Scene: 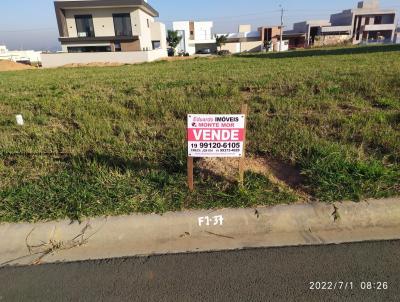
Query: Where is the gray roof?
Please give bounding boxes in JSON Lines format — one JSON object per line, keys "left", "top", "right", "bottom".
{"left": 54, "top": 0, "right": 159, "bottom": 17}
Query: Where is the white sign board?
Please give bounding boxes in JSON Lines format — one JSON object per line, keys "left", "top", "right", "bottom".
{"left": 15, "top": 114, "right": 24, "bottom": 126}
{"left": 187, "top": 114, "right": 245, "bottom": 158}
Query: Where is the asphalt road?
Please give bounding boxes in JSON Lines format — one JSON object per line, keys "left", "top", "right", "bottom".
{"left": 0, "top": 240, "right": 399, "bottom": 302}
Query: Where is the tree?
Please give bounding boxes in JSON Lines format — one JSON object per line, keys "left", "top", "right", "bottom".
{"left": 167, "top": 30, "right": 183, "bottom": 55}
{"left": 263, "top": 40, "right": 273, "bottom": 52}
{"left": 216, "top": 35, "right": 228, "bottom": 51}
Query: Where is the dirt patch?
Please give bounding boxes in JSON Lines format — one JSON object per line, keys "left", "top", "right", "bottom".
{"left": 160, "top": 55, "right": 218, "bottom": 62}
{"left": 0, "top": 61, "right": 34, "bottom": 72}
{"left": 161, "top": 56, "right": 195, "bottom": 62}
{"left": 62, "top": 62, "right": 126, "bottom": 68}
{"left": 59, "top": 56, "right": 218, "bottom": 68}
{"left": 198, "top": 156, "right": 310, "bottom": 201}
{"left": 0, "top": 103, "right": 13, "bottom": 115}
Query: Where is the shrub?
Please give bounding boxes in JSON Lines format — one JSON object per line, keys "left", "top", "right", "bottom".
{"left": 217, "top": 50, "right": 231, "bottom": 56}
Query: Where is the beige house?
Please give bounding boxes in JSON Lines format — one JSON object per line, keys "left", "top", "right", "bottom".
{"left": 258, "top": 26, "right": 284, "bottom": 51}
{"left": 218, "top": 25, "right": 287, "bottom": 53}
{"left": 217, "top": 25, "right": 263, "bottom": 54}
{"left": 320, "top": 0, "right": 397, "bottom": 45}
{"left": 42, "top": 0, "right": 167, "bottom": 67}
{"left": 291, "top": 20, "right": 332, "bottom": 47}
{"left": 285, "top": 0, "right": 398, "bottom": 47}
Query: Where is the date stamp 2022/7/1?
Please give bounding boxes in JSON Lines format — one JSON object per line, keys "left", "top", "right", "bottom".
{"left": 309, "top": 281, "right": 389, "bottom": 291}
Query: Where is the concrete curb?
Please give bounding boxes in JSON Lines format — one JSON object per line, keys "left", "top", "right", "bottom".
{"left": 1, "top": 197, "right": 399, "bottom": 266}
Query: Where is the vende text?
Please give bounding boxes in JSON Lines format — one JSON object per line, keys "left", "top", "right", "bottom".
{"left": 188, "top": 129, "right": 244, "bottom": 142}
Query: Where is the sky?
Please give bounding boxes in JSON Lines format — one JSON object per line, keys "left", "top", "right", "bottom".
{"left": 0, "top": 0, "right": 399, "bottom": 51}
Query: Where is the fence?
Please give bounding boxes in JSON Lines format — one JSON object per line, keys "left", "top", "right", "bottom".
{"left": 41, "top": 49, "right": 167, "bottom": 68}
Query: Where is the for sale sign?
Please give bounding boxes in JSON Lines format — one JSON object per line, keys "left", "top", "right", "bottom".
{"left": 187, "top": 114, "right": 246, "bottom": 158}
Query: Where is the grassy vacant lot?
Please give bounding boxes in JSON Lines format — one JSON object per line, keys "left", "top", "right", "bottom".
{"left": 1, "top": 45, "right": 399, "bottom": 222}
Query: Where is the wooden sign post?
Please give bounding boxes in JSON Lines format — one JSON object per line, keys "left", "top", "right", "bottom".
{"left": 187, "top": 106, "right": 248, "bottom": 191}
{"left": 238, "top": 104, "right": 248, "bottom": 186}
{"left": 187, "top": 156, "right": 194, "bottom": 191}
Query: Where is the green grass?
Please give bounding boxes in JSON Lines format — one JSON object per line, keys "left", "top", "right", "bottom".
{"left": 1, "top": 44, "right": 399, "bottom": 222}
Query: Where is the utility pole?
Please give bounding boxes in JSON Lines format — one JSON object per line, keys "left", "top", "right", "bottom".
{"left": 279, "top": 5, "right": 284, "bottom": 52}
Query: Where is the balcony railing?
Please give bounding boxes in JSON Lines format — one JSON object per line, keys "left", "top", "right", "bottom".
{"left": 363, "top": 24, "right": 396, "bottom": 31}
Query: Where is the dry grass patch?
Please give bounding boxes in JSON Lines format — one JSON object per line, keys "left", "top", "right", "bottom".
{"left": 62, "top": 62, "right": 127, "bottom": 68}
{"left": 0, "top": 61, "right": 34, "bottom": 72}
{"left": 198, "top": 156, "right": 310, "bottom": 202}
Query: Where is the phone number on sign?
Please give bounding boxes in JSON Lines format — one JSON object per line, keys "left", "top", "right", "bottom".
{"left": 191, "top": 143, "right": 241, "bottom": 149}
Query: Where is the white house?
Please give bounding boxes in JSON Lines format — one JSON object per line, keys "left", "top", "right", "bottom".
{"left": 172, "top": 21, "right": 216, "bottom": 55}
{"left": 0, "top": 46, "right": 42, "bottom": 64}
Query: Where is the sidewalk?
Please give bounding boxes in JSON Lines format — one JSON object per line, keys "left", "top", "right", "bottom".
{"left": 1, "top": 197, "right": 399, "bottom": 266}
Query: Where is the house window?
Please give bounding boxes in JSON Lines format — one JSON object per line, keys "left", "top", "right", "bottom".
{"left": 67, "top": 46, "right": 111, "bottom": 53}
{"left": 75, "top": 15, "right": 95, "bottom": 37}
{"left": 374, "top": 16, "right": 383, "bottom": 25}
{"left": 113, "top": 13, "right": 133, "bottom": 36}
{"left": 152, "top": 40, "right": 161, "bottom": 49}
{"left": 115, "top": 42, "right": 122, "bottom": 52}
{"left": 147, "top": 19, "right": 150, "bottom": 28}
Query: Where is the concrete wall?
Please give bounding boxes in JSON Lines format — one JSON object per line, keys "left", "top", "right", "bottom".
{"left": 314, "top": 35, "right": 352, "bottom": 46}
{"left": 42, "top": 48, "right": 167, "bottom": 68}
{"left": 220, "top": 41, "right": 262, "bottom": 54}
{"left": 220, "top": 42, "right": 240, "bottom": 54}
{"left": 240, "top": 41, "right": 262, "bottom": 52}
{"left": 273, "top": 40, "right": 289, "bottom": 52}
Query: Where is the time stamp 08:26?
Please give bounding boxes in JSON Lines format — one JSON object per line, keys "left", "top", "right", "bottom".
{"left": 309, "top": 281, "right": 389, "bottom": 291}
